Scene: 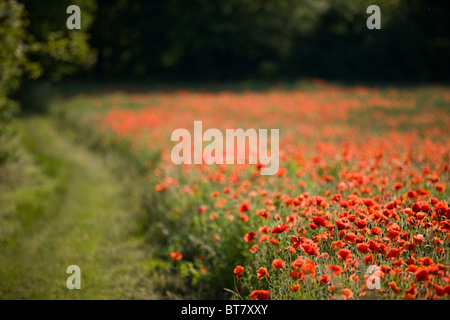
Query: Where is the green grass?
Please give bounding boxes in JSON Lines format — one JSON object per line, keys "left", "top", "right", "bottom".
{"left": 0, "top": 116, "right": 165, "bottom": 299}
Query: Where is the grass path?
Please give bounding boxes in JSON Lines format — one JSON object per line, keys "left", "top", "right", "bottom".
{"left": 0, "top": 116, "right": 158, "bottom": 299}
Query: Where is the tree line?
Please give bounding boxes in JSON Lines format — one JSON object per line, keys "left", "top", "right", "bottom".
{"left": 1, "top": 0, "right": 449, "bottom": 164}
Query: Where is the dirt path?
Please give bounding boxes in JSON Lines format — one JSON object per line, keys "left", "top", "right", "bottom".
{"left": 0, "top": 116, "right": 158, "bottom": 299}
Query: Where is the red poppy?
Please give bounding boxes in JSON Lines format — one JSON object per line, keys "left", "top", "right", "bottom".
{"left": 233, "top": 265, "right": 244, "bottom": 278}
{"left": 289, "top": 269, "right": 302, "bottom": 280}
{"left": 257, "top": 209, "right": 270, "bottom": 219}
{"left": 386, "top": 223, "right": 401, "bottom": 240}
{"left": 406, "top": 264, "right": 419, "bottom": 273}
{"left": 289, "top": 284, "right": 300, "bottom": 292}
{"left": 355, "top": 219, "right": 367, "bottom": 229}
{"left": 388, "top": 281, "right": 400, "bottom": 293}
{"left": 170, "top": 251, "right": 183, "bottom": 261}
{"left": 257, "top": 267, "right": 269, "bottom": 280}
{"left": 271, "top": 224, "right": 287, "bottom": 234}
{"left": 356, "top": 243, "right": 371, "bottom": 254}
{"left": 414, "top": 268, "right": 430, "bottom": 282}
{"left": 319, "top": 274, "right": 331, "bottom": 284}
{"left": 326, "top": 265, "right": 343, "bottom": 276}
{"left": 363, "top": 255, "right": 373, "bottom": 266}
{"left": 313, "top": 216, "right": 327, "bottom": 227}
{"left": 433, "top": 284, "right": 446, "bottom": 296}
{"left": 402, "top": 284, "right": 417, "bottom": 300}
{"left": 386, "top": 248, "right": 402, "bottom": 259}
{"left": 332, "top": 240, "right": 344, "bottom": 250}
{"left": 340, "top": 288, "right": 353, "bottom": 300}
{"left": 435, "top": 184, "right": 445, "bottom": 193}
{"left": 309, "top": 222, "right": 317, "bottom": 230}
{"left": 249, "top": 290, "right": 269, "bottom": 300}
{"left": 239, "top": 202, "right": 251, "bottom": 213}
{"left": 336, "top": 219, "right": 350, "bottom": 230}
{"left": 249, "top": 244, "right": 259, "bottom": 253}
{"left": 272, "top": 259, "right": 285, "bottom": 269}
{"left": 301, "top": 242, "right": 320, "bottom": 256}
{"left": 244, "top": 232, "right": 257, "bottom": 243}
{"left": 344, "top": 232, "right": 357, "bottom": 243}
{"left": 371, "top": 227, "right": 382, "bottom": 236}
{"left": 413, "top": 234, "right": 424, "bottom": 244}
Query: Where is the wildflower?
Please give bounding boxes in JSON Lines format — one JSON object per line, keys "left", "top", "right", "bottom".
{"left": 290, "top": 284, "right": 300, "bottom": 291}
{"left": 337, "top": 248, "right": 352, "bottom": 261}
{"left": 170, "top": 251, "right": 183, "bottom": 261}
{"left": 319, "top": 274, "right": 331, "bottom": 284}
{"left": 249, "top": 290, "right": 269, "bottom": 300}
{"left": 313, "top": 216, "right": 327, "bottom": 227}
{"left": 326, "top": 265, "right": 343, "bottom": 276}
{"left": 386, "top": 248, "right": 402, "bottom": 259}
{"left": 272, "top": 259, "right": 285, "bottom": 270}
{"left": 249, "top": 244, "right": 260, "bottom": 253}
{"left": 414, "top": 268, "right": 430, "bottom": 282}
{"left": 340, "top": 288, "right": 353, "bottom": 300}
{"left": 271, "top": 224, "right": 287, "bottom": 234}
{"left": 257, "top": 267, "right": 269, "bottom": 280}
{"left": 388, "top": 282, "right": 400, "bottom": 293}
{"left": 233, "top": 265, "right": 244, "bottom": 278}
{"left": 244, "top": 232, "right": 257, "bottom": 243}
{"left": 356, "top": 243, "right": 371, "bottom": 254}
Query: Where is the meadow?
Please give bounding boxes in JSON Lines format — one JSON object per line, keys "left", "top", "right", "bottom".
{"left": 2, "top": 79, "right": 447, "bottom": 300}
{"left": 44, "top": 79, "right": 449, "bottom": 300}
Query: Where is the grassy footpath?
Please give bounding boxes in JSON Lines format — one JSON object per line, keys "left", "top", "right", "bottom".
{"left": 0, "top": 116, "right": 160, "bottom": 299}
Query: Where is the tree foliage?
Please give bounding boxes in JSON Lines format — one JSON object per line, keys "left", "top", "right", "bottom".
{"left": 90, "top": 0, "right": 450, "bottom": 81}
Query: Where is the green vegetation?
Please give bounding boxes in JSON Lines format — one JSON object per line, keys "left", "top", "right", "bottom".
{"left": 0, "top": 116, "right": 170, "bottom": 299}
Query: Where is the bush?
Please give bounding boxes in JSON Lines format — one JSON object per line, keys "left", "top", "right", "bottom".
{"left": 0, "top": 0, "right": 40, "bottom": 165}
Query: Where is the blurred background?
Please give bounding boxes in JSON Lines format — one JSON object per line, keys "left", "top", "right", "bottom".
{"left": 3, "top": 0, "right": 450, "bottom": 84}
{"left": 2, "top": 0, "right": 449, "bottom": 166}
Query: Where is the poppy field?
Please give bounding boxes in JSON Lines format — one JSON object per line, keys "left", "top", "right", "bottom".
{"left": 56, "top": 80, "right": 450, "bottom": 300}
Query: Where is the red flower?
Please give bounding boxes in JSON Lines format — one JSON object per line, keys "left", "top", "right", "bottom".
{"left": 289, "top": 269, "right": 302, "bottom": 280}
{"left": 257, "top": 209, "right": 270, "bottom": 219}
{"left": 386, "top": 248, "right": 402, "bottom": 259}
{"left": 337, "top": 248, "right": 352, "bottom": 261}
{"left": 414, "top": 268, "right": 430, "bottom": 282}
{"left": 313, "top": 216, "right": 327, "bottom": 227}
{"left": 433, "top": 284, "right": 446, "bottom": 296}
{"left": 319, "top": 274, "right": 331, "bottom": 284}
{"left": 356, "top": 243, "right": 371, "bottom": 254}
{"left": 354, "top": 219, "right": 367, "bottom": 229}
{"left": 272, "top": 259, "right": 285, "bottom": 269}
{"left": 170, "top": 251, "right": 183, "bottom": 260}
{"left": 402, "top": 284, "right": 417, "bottom": 300}
{"left": 301, "top": 242, "right": 320, "bottom": 256}
{"left": 340, "top": 288, "right": 353, "bottom": 300}
{"left": 388, "top": 281, "right": 400, "bottom": 293}
{"left": 326, "top": 265, "right": 343, "bottom": 276}
{"left": 249, "top": 290, "right": 269, "bottom": 300}
{"left": 233, "top": 265, "right": 244, "bottom": 278}
{"left": 336, "top": 219, "right": 350, "bottom": 230}
{"left": 412, "top": 203, "right": 422, "bottom": 213}
{"left": 239, "top": 202, "right": 251, "bottom": 213}
{"left": 393, "top": 182, "right": 403, "bottom": 190}
{"left": 413, "top": 234, "right": 424, "bottom": 244}
{"left": 271, "top": 224, "right": 287, "bottom": 234}
{"left": 249, "top": 244, "right": 259, "bottom": 253}
{"left": 290, "top": 284, "right": 300, "bottom": 292}
{"left": 309, "top": 222, "right": 317, "bottom": 230}
{"left": 363, "top": 255, "right": 373, "bottom": 266}
{"left": 371, "top": 227, "right": 382, "bottom": 236}
{"left": 256, "top": 267, "right": 269, "bottom": 280}
{"left": 244, "top": 232, "right": 257, "bottom": 243}
{"left": 344, "top": 232, "right": 357, "bottom": 243}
